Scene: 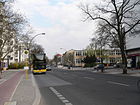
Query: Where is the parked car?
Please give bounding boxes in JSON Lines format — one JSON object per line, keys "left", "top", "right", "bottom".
{"left": 94, "top": 64, "right": 104, "bottom": 70}
{"left": 113, "top": 63, "right": 122, "bottom": 68}
{"left": 46, "top": 65, "right": 52, "bottom": 71}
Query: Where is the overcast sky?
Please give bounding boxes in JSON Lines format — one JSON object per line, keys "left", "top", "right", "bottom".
{"left": 13, "top": 0, "right": 97, "bottom": 59}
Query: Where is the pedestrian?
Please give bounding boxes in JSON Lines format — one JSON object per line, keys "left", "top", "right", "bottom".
{"left": 131, "top": 60, "right": 135, "bottom": 71}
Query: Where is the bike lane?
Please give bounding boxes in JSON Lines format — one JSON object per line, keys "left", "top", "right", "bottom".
{"left": 0, "top": 71, "right": 24, "bottom": 105}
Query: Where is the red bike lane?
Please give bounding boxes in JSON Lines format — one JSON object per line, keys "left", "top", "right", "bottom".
{"left": 0, "top": 71, "right": 24, "bottom": 105}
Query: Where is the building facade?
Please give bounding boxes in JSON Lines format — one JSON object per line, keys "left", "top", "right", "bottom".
{"left": 62, "top": 49, "right": 86, "bottom": 67}
{"left": 62, "top": 49, "right": 121, "bottom": 67}
{"left": 2, "top": 43, "right": 28, "bottom": 69}
{"left": 102, "top": 49, "right": 121, "bottom": 65}
{"left": 126, "top": 47, "right": 140, "bottom": 68}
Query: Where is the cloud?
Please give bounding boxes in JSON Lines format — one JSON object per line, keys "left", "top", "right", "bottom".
{"left": 14, "top": 0, "right": 97, "bottom": 59}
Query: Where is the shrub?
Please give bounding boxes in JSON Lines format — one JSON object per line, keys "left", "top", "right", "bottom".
{"left": 18, "top": 62, "right": 26, "bottom": 69}
{"left": 9, "top": 62, "right": 26, "bottom": 69}
{"left": 9, "top": 63, "right": 18, "bottom": 69}
{"left": 84, "top": 63, "right": 96, "bottom": 67}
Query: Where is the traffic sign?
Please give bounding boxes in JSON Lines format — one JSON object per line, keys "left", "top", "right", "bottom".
{"left": 24, "top": 50, "right": 29, "bottom": 54}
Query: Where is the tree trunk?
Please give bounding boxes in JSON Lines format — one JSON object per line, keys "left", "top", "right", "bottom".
{"left": 120, "top": 48, "right": 127, "bottom": 74}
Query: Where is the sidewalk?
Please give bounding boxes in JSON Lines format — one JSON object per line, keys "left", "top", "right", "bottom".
{"left": 90, "top": 68, "right": 140, "bottom": 77}
{"left": 0, "top": 70, "right": 40, "bottom": 105}
{"left": 60, "top": 67, "right": 140, "bottom": 77}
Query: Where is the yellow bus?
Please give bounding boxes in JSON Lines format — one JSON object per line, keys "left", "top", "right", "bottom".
{"left": 31, "top": 53, "right": 47, "bottom": 74}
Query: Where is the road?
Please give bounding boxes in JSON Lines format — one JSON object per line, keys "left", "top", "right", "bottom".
{"left": 34, "top": 68, "right": 140, "bottom": 105}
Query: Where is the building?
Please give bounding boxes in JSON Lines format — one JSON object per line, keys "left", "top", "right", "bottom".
{"left": 62, "top": 49, "right": 121, "bottom": 67}
{"left": 126, "top": 47, "right": 140, "bottom": 68}
{"left": 126, "top": 35, "right": 140, "bottom": 68}
{"left": 2, "top": 42, "right": 28, "bottom": 69}
{"left": 62, "top": 49, "right": 86, "bottom": 67}
{"left": 102, "top": 49, "right": 121, "bottom": 65}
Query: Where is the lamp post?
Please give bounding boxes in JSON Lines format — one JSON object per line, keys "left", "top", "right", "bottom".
{"left": 28, "top": 33, "right": 45, "bottom": 70}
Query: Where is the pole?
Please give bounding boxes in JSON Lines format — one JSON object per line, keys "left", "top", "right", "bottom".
{"left": 25, "top": 58, "right": 28, "bottom": 80}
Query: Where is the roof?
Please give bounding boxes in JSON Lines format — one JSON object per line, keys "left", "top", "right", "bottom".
{"left": 126, "top": 47, "right": 140, "bottom": 51}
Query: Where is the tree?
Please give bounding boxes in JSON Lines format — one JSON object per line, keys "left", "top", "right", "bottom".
{"left": 0, "top": 1, "right": 26, "bottom": 78}
{"left": 53, "top": 54, "right": 61, "bottom": 67}
{"left": 63, "top": 52, "right": 74, "bottom": 68}
{"left": 80, "top": 0, "right": 140, "bottom": 74}
{"left": 31, "top": 43, "right": 44, "bottom": 54}
{"left": 83, "top": 55, "right": 96, "bottom": 67}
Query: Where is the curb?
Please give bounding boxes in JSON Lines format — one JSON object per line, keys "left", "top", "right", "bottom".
{"left": 32, "top": 74, "right": 41, "bottom": 105}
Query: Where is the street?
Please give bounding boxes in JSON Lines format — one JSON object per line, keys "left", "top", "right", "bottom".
{"left": 34, "top": 69, "right": 140, "bottom": 105}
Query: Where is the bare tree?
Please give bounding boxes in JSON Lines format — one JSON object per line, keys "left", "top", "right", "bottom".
{"left": 80, "top": 0, "right": 140, "bottom": 74}
{"left": 63, "top": 52, "right": 74, "bottom": 68}
{"left": 53, "top": 54, "right": 61, "bottom": 67}
{"left": 31, "top": 43, "right": 44, "bottom": 54}
{"left": 0, "top": 1, "right": 26, "bottom": 78}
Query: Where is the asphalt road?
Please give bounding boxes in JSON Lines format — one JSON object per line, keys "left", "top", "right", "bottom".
{"left": 34, "top": 69, "right": 140, "bottom": 105}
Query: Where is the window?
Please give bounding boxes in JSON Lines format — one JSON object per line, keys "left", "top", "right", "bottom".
{"left": 76, "top": 51, "right": 82, "bottom": 56}
{"left": 75, "top": 59, "right": 81, "bottom": 64}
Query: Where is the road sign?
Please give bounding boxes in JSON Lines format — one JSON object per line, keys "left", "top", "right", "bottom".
{"left": 24, "top": 50, "right": 29, "bottom": 54}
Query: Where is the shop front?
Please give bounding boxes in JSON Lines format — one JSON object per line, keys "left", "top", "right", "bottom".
{"left": 127, "top": 47, "right": 140, "bottom": 68}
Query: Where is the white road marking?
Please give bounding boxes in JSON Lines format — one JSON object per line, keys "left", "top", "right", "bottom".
{"left": 62, "top": 100, "right": 69, "bottom": 103}
{"left": 59, "top": 96, "right": 66, "bottom": 100}
{"left": 107, "top": 81, "right": 130, "bottom": 87}
{"left": 4, "top": 101, "right": 16, "bottom": 105}
{"left": 49, "top": 87, "right": 73, "bottom": 105}
{"left": 57, "top": 94, "right": 63, "bottom": 97}
{"left": 84, "top": 77, "right": 95, "bottom": 80}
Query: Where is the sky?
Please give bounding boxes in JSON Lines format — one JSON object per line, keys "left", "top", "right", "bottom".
{"left": 13, "top": 0, "right": 140, "bottom": 59}
{"left": 13, "top": 0, "right": 97, "bottom": 59}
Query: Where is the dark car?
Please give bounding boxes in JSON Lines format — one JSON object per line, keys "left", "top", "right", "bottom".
{"left": 94, "top": 64, "right": 104, "bottom": 70}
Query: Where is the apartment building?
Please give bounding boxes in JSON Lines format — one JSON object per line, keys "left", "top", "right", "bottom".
{"left": 2, "top": 43, "right": 28, "bottom": 68}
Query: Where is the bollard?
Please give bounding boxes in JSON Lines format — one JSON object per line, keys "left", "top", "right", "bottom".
{"left": 26, "top": 69, "right": 28, "bottom": 80}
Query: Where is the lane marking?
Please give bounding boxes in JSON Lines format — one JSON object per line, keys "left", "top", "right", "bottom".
{"left": 59, "top": 96, "right": 66, "bottom": 100}
{"left": 62, "top": 100, "right": 69, "bottom": 103}
{"left": 57, "top": 94, "right": 63, "bottom": 97}
{"left": 107, "top": 81, "right": 130, "bottom": 87}
{"left": 84, "top": 77, "right": 95, "bottom": 80}
{"left": 4, "top": 101, "right": 16, "bottom": 105}
{"left": 49, "top": 87, "right": 73, "bottom": 105}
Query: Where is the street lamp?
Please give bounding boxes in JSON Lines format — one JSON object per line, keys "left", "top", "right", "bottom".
{"left": 28, "top": 33, "right": 45, "bottom": 70}
{"left": 30, "top": 33, "right": 45, "bottom": 44}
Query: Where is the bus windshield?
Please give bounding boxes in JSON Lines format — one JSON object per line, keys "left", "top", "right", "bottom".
{"left": 35, "top": 54, "right": 44, "bottom": 60}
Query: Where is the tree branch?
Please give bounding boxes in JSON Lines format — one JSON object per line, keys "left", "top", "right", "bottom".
{"left": 123, "top": 0, "right": 140, "bottom": 14}
{"left": 125, "top": 20, "right": 140, "bottom": 34}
